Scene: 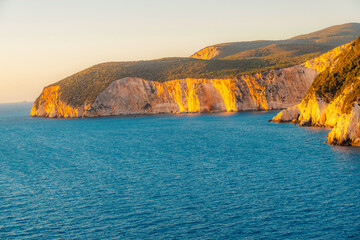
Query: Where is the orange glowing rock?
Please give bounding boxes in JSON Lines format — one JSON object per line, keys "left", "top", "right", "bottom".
{"left": 31, "top": 86, "right": 79, "bottom": 118}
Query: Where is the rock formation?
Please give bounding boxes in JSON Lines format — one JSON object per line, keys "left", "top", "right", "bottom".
{"left": 270, "top": 38, "right": 360, "bottom": 146}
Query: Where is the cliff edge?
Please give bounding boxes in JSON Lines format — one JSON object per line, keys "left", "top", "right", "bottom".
{"left": 270, "top": 37, "right": 360, "bottom": 146}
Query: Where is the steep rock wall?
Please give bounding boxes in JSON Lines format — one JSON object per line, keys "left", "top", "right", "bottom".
{"left": 31, "top": 65, "right": 317, "bottom": 118}
{"left": 30, "top": 86, "right": 82, "bottom": 118}
{"left": 271, "top": 81, "right": 360, "bottom": 146}
{"left": 270, "top": 40, "right": 360, "bottom": 146}
{"left": 327, "top": 104, "right": 360, "bottom": 146}
{"left": 190, "top": 46, "right": 221, "bottom": 60}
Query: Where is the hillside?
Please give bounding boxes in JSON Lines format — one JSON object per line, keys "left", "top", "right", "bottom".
{"left": 289, "top": 22, "right": 360, "bottom": 46}
{"left": 191, "top": 23, "right": 360, "bottom": 60}
{"left": 31, "top": 23, "right": 357, "bottom": 118}
{"left": 222, "top": 43, "right": 332, "bottom": 64}
{"left": 190, "top": 41, "right": 276, "bottom": 60}
{"left": 32, "top": 24, "right": 359, "bottom": 109}
{"left": 271, "top": 36, "right": 360, "bottom": 145}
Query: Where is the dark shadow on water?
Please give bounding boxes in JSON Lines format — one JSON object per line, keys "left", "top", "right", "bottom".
{"left": 301, "top": 126, "right": 331, "bottom": 133}
{"left": 331, "top": 145, "right": 360, "bottom": 156}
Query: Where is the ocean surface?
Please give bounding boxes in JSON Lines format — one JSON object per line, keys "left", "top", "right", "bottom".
{"left": 1, "top": 103, "right": 360, "bottom": 239}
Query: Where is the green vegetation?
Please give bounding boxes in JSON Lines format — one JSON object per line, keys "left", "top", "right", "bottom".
{"left": 309, "top": 36, "right": 360, "bottom": 113}
{"left": 224, "top": 43, "right": 330, "bottom": 60}
{"left": 223, "top": 43, "right": 331, "bottom": 66}
{"left": 289, "top": 23, "right": 360, "bottom": 46}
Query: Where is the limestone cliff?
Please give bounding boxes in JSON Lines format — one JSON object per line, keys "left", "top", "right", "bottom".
{"left": 31, "top": 65, "right": 316, "bottom": 118}
{"left": 190, "top": 45, "right": 221, "bottom": 60}
{"left": 270, "top": 38, "right": 360, "bottom": 146}
{"left": 30, "top": 86, "right": 81, "bottom": 118}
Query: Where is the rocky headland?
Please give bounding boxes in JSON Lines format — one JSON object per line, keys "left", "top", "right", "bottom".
{"left": 270, "top": 37, "right": 360, "bottom": 146}
{"left": 31, "top": 23, "right": 359, "bottom": 121}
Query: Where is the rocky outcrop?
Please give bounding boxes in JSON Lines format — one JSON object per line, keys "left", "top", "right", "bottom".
{"left": 270, "top": 39, "right": 360, "bottom": 146}
{"left": 190, "top": 46, "right": 221, "bottom": 60}
{"left": 328, "top": 104, "right": 360, "bottom": 146}
{"left": 271, "top": 81, "right": 360, "bottom": 145}
{"left": 30, "top": 86, "right": 81, "bottom": 118}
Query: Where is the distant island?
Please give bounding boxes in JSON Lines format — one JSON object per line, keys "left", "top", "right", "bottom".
{"left": 31, "top": 23, "right": 360, "bottom": 144}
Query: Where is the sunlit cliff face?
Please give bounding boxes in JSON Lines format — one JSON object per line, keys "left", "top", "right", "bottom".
{"left": 190, "top": 46, "right": 220, "bottom": 60}
{"left": 240, "top": 73, "right": 269, "bottom": 110}
{"left": 271, "top": 85, "right": 360, "bottom": 146}
{"left": 153, "top": 78, "right": 235, "bottom": 113}
{"left": 30, "top": 86, "right": 79, "bottom": 118}
{"left": 302, "top": 43, "right": 350, "bottom": 73}
{"left": 160, "top": 79, "right": 202, "bottom": 113}
{"left": 270, "top": 42, "right": 360, "bottom": 146}
{"left": 211, "top": 79, "right": 237, "bottom": 112}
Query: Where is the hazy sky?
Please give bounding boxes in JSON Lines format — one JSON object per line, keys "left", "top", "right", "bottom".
{"left": 1, "top": 0, "right": 359, "bottom": 103}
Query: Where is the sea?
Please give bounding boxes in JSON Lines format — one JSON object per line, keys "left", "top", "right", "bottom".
{"left": 1, "top": 102, "right": 360, "bottom": 239}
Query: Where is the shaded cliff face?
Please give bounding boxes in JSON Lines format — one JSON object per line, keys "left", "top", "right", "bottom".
{"left": 270, "top": 38, "right": 360, "bottom": 146}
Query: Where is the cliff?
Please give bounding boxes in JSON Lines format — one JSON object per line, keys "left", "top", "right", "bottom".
{"left": 32, "top": 63, "right": 321, "bottom": 118}
{"left": 270, "top": 37, "right": 360, "bottom": 146}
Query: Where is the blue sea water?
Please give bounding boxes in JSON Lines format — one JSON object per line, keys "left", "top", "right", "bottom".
{"left": 1, "top": 103, "right": 360, "bottom": 239}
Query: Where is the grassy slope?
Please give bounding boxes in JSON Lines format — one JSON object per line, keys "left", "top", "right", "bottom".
{"left": 223, "top": 43, "right": 332, "bottom": 65}
{"left": 289, "top": 22, "right": 360, "bottom": 46}
{"left": 306, "top": 36, "right": 360, "bottom": 113}
{"left": 191, "top": 23, "right": 360, "bottom": 60}
{"left": 190, "top": 40, "right": 277, "bottom": 60}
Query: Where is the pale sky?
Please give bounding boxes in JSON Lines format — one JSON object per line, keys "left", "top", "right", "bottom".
{"left": 1, "top": 0, "right": 359, "bottom": 103}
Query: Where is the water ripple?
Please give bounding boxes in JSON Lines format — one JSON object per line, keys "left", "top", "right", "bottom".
{"left": 0, "top": 104, "right": 360, "bottom": 239}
